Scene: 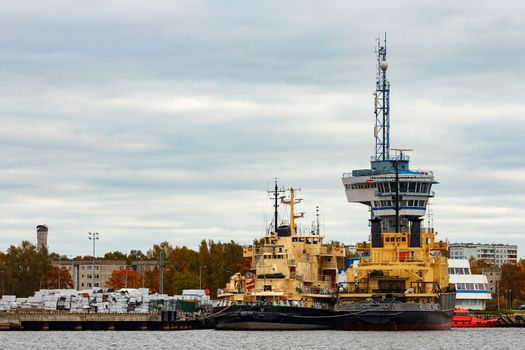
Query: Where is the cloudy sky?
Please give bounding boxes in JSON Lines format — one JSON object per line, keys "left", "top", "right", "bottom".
{"left": 0, "top": 1, "right": 524, "bottom": 257}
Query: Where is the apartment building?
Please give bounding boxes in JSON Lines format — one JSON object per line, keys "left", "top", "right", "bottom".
{"left": 449, "top": 243, "right": 518, "bottom": 266}
{"left": 53, "top": 260, "right": 127, "bottom": 290}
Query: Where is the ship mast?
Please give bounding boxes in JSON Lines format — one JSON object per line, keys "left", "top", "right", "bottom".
{"left": 374, "top": 33, "right": 390, "bottom": 161}
{"left": 316, "top": 206, "right": 320, "bottom": 235}
{"left": 281, "top": 188, "right": 304, "bottom": 235}
{"left": 268, "top": 179, "right": 284, "bottom": 233}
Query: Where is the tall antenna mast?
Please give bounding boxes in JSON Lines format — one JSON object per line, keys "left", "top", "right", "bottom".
{"left": 268, "top": 178, "right": 285, "bottom": 232}
{"left": 373, "top": 33, "right": 390, "bottom": 161}
{"left": 316, "top": 206, "right": 320, "bottom": 235}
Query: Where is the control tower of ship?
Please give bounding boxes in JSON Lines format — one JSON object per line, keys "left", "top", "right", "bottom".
{"left": 341, "top": 35, "right": 436, "bottom": 235}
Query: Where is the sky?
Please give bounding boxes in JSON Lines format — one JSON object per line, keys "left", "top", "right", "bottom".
{"left": 0, "top": 1, "right": 524, "bottom": 258}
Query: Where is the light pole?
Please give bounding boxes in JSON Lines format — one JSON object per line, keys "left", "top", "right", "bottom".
{"left": 58, "top": 256, "right": 61, "bottom": 289}
{"left": 199, "top": 265, "right": 207, "bottom": 290}
{"left": 125, "top": 265, "right": 134, "bottom": 289}
{"left": 88, "top": 232, "right": 99, "bottom": 289}
{"left": 159, "top": 249, "right": 164, "bottom": 294}
{"left": 496, "top": 279, "right": 499, "bottom": 310}
{"left": 509, "top": 288, "right": 512, "bottom": 310}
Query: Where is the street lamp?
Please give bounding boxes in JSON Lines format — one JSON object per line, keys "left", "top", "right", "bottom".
{"left": 124, "top": 265, "right": 135, "bottom": 289}
{"left": 496, "top": 279, "right": 500, "bottom": 310}
{"left": 509, "top": 288, "right": 512, "bottom": 310}
{"left": 199, "top": 265, "right": 207, "bottom": 290}
{"left": 58, "top": 256, "right": 61, "bottom": 289}
{"left": 159, "top": 249, "right": 165, "bottom": 294}
{"left": 88, "top": 232, "right": 99, "bottom": 289}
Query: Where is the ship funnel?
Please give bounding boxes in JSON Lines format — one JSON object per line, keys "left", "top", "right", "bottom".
{"left": 370, "top": 218, "right": 383, "bottom": 248}
{"left": 409, "top": 218, "right": 422, "bottom": 247}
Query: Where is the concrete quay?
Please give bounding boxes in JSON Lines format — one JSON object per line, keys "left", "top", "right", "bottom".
{"left": 0, "top": 310, "right": 212, "bottom": 331}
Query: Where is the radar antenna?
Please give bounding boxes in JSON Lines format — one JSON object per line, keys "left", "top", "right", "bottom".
{"left": 268, "top": 178, "right": 285, "bottom": 233}
{"left": 373, "top": 33, "right": 390, "bottom": 161}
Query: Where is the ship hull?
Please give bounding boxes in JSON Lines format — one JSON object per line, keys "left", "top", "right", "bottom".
{"left": 213, "top": 305, "right": 335, "bottom": 330}
{"left": 333, "top": 309, "right": 453, "bottom": 331}
{"left": 213, "top": 296, "right": 455, "bottom": 331}
{"left": 333, "top": 292, "right": 456, "bottom": 331}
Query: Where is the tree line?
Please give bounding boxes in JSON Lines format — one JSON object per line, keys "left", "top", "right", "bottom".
{"left": 0, "top": 239, "right": 245, "bottom": 298}
{"left": 103, "top": 240, "right": 246, "bottom": 297}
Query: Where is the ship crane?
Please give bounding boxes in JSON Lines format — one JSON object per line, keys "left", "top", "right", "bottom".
{"left": 281, "top": 188, "right": 304, "bottom": 235}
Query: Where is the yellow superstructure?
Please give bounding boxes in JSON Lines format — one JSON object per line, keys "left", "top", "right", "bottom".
{"left": 340, "top": 229, "right": 450, "bottom": 301}
{"left": 218, "top": 187, "right": 345, "bottom": 307}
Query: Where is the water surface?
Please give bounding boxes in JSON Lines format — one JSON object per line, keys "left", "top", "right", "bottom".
{"left": 0, "top": 328, "right": 519, "bottom": 350}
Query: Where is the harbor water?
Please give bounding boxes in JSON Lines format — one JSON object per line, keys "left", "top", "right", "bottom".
{"left": 0, "top": 329, "right": 521, "bottom": 350}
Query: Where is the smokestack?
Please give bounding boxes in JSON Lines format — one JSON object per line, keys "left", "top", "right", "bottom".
{"left": 370, "top": 218, "right": 383, "bottom": 248}
{"left": 36, "top": 225, "right": 48, "bottom": 250}
{"left": 409, "top": 218, "right": 422, "bottom": 247}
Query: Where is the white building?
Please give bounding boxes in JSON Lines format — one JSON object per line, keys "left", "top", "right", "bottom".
{"left": 448, "top": 259, "right": 491, "bottom": 310}
{"left": 449, "top": 243, "right": 518, "bottom": 267}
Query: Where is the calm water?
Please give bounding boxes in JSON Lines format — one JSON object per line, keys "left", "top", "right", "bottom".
{"left": 0, "top": 329, "right": 521, "bottom": 349}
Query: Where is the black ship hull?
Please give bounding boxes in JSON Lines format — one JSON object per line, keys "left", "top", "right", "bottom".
{"left": 213, "top": 305, "right": 335, "bottom": 330}
{"left": 333, "top": 292, "right": 456, "bottom": 331}
{"left": 333, "top": 308, "right": 453, "bottom": 330}
{"left": 213, "top": 293, "right": 456, "bottom": 331}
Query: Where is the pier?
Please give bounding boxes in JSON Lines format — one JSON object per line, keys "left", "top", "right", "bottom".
{"left": 496, "top": 314, "right": 525, "bottom": 327}
{"left": 0, "top": 310, "right": 212, "bottom": 331}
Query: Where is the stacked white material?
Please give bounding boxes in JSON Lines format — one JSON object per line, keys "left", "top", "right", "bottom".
{"left": 28, "top": 291, "right": 44, "bottom": 308}
{"left": 42, "top": 293, "right": 59, "bottom": 310}
{"left": 0, "top": 295, "right": 17, "bottom": 310}
{"left": 182, "top": 289, "right": 211, "bottom": 303}
{"left": 16, "top": 298, "right": 29, "bottom": 308}
{"left": 0, "top": 288, "right": 188, "bottom": 314}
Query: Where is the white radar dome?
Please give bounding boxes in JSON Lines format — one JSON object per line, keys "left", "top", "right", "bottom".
{"left": 379, "top": 60, "right": 388, "bottom": 71}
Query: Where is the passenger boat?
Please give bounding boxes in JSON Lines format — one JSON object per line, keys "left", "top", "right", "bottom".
{"left": 213, "top": 183, "right": 345, "bottom": 330}
{"left": 451, "top": 308, "right": 497, "bottom": 328}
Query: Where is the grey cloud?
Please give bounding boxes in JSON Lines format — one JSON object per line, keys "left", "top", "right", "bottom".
{"left": 0, "top": 1, "right": 524, "bottom": 256}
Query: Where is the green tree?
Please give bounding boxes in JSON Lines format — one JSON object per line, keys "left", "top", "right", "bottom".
{"left": 104, "top": 251, "right": 128, "bottom": 262}
{"left": 128, "top": 250, "right": 146, "bottom": 263}
{"left": 143, "top": 240, "right": 244, "bottom": 297}
{"left": 0, "top": 241, "right": 50, "bottom": 297}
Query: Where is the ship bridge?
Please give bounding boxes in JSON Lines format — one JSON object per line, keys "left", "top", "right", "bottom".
{"left": 341, "top": 35, "right": 435, "bottom": 233}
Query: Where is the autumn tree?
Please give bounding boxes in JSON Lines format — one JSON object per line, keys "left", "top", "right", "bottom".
{"left": 106, "top": 269, "right": 143, "bottom": 289}
{"left": 43, "top": 266, "right": 74, "bottom": 289}
{"left": 469, "top": 257, "right": 495, "bottom": 274}
{"left": 499, "top": 260, "right": 525, "bottom": 308}
{"left": 140, "top": 240, "right": 243, "bottom": 296}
